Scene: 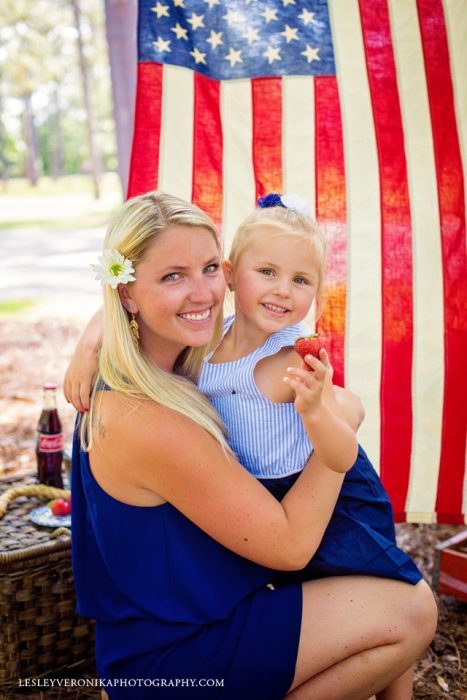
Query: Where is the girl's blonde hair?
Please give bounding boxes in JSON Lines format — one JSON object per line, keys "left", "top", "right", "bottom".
{"left": 81, "top": 191, "right": 228, "bottom": 451}
{"left": 229, "top": 205, "right": 327, "bottom": 309}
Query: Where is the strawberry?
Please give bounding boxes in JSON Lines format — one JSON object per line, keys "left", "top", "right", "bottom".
{"left": 50, "top": 498, "right": 71, "bottom": 516}
{"left": 294, "top": 334, "right": 323, "bottom": 371}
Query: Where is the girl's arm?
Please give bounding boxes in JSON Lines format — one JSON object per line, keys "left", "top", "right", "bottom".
{"left": 64, "top": 309, "right": 103, "bottom": 412}
{"left": 284, "top": 353, "right": 358, "bottom": 473}
{"left": 333, "top": 385, "right": 365, "bottom": 432}
{"left": 92, "top": 391, "right": 346, "bottom": 571}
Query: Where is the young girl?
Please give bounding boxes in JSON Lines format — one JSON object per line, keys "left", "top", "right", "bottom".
{"left": 198, "top": 193, "right": 422, "bottom": 587}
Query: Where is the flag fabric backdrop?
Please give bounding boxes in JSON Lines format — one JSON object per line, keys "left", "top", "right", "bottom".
{"left": 128, "top": 0, "right": 467, "bottom": 525}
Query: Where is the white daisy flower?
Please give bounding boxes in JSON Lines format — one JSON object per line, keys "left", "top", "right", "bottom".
{"left": 91, "top": 249, "right": 136, "bottom": 289}
{"left": 280, "top": 192, "right": 312, "bottom": 217}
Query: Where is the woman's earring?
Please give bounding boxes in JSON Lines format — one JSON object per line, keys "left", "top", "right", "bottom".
{"left": 129, "top": 313, "right": 140, "bottom": 349}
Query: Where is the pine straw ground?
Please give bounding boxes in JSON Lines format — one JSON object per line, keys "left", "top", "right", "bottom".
{"left": 0, "top": 318, "right": 465, "bottom": 699}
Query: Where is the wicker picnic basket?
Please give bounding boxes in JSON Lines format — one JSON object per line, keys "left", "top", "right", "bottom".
{"left": 0, "top": 472, "right": 95, "bottom": 689}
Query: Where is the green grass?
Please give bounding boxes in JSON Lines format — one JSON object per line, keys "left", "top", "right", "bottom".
{"left": 0, "top": 173, "right": 123, "bottom": 231}
{"left": 0, "top": 299, "right": 37, "bottom": 317}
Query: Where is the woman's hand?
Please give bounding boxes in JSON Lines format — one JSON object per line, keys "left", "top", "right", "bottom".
{"left": 64, "top": 309, "right": 103, "bottom": 412}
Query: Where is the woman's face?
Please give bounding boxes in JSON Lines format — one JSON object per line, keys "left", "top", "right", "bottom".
{"left": 120, "top": 225, "right": 225, "bottom": 370}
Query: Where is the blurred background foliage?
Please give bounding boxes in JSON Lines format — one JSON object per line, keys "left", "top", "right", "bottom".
{"left": 0, "top": 0, "right": 136, "bottom": 198}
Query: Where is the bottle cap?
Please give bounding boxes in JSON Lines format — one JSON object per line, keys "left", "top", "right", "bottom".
{"left": 43, "top": 382, "right": 58, "bottom": 391}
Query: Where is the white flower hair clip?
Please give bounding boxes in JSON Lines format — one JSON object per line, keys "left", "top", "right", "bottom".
{"left": 91, "top": 249, "right": 136, "bottom": 289}
{"left": 258, "top": 192, "right": 312, "bottom": 217}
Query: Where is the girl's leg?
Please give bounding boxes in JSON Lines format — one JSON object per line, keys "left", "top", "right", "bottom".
{"left": 375, "top": 666, "right": 414, "bottom": 700}
{"left": 286, "top": 577, "right": 436, "bottom": 700}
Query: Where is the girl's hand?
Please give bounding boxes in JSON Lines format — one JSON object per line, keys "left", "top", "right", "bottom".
{"left": 283, "top": 353, "right": 329, "bottom": 416}
{"left": 63, "top": 310, "right": 103, "bottom": 412}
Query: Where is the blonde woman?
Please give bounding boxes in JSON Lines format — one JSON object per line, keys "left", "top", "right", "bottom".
{"left": 69, "top": 191, "right": 436, "bottom": 699}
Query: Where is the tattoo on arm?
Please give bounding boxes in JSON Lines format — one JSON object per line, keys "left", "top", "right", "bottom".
{"left": 93, "top": 414, "right": 107, "bottom": 439}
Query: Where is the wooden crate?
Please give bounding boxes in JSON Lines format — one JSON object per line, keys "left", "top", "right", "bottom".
{"left": 433, "top": 530, "right": 467, "bottom": 602}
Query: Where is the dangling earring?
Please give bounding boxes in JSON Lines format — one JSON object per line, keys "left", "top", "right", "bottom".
{"left": 129, "top": 313, "right": 140, "bottom": 349}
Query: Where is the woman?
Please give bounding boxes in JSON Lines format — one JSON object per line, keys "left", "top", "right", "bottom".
{"left": 67, "top": 191, "right": 436, "bottom": 699}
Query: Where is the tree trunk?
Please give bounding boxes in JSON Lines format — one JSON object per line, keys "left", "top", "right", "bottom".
{"left": 51, "top": 83, "right": 65, "bottom": 179}
{"left": 23, "top": 93, "right": 40, "bottom": 186}
{"left": 70, "top": 0, "right": 102, "bottom": 198}
{"left": 0, "top": 91, "right": 9, "bottom": 189}
{"left": 104, "top": 0, "right": 137, "bottom": 197}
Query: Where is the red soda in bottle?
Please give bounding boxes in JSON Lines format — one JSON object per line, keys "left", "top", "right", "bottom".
{"left": 36, "top": 382, "right": 64, "bottom": 488}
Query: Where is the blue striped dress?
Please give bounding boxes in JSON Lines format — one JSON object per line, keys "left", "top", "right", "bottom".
{"left": 199, "top": 316, "right": 312, "bottom": 479}
{"left": 199, "top": 315, "right": 423, "bottom": 585}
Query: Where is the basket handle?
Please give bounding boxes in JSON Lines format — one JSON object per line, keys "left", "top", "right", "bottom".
{"left": 0, "top": 484, "right": 71, "bottom": 519}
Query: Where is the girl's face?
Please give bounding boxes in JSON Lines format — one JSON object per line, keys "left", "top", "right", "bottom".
{"left": 225, "top": 227, "right": 320, "bottom": 338}
{"left": 119, "top": 225, "right": 225, "bottom": 370}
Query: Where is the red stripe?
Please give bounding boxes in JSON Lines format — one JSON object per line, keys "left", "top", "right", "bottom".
{"left": 417, "top": 0, "right": 467, "bottom": 524}
{"left": 359, "top": 0, "right": 414, "bottom": 521}
{"left": 127, "top": 62, "right": 163, "bottom": 199}
{"left": 315, "top": 76, "right": 347, "bottom": 388}
{"left": 251, "top": 78, "right": 282, "bottom": 199}
{"left": 192, "top": 73, "right": 223, "bottom": 226}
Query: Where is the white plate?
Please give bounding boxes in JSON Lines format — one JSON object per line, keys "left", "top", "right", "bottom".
{"left": 29, "top": 504, "right": 71, "bottom": 528}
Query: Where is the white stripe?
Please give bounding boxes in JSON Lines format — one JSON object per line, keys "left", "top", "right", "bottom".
{"left": 282, "top": 76, "right": 316, "bottom": 218}
{"left": 328, "top": 0, "right": 382, "bottom": 470}
{"left": 220, "top": 80, "right": 256, "bottom": 257}
{"left": 158, "top": 65, "right": 193, "bottom": 201}
{"left": 389, "top": 0, "right": 444, "bottom": 523}
{"left": 443, "top": 0, "right": 467, "bottom": 521}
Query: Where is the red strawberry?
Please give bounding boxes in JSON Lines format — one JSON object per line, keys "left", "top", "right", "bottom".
{"left": 294, "top": 334, "right": 323, "bottom": 371}
{"left": 50, "top": 498, "right": 71, "bottom": 516}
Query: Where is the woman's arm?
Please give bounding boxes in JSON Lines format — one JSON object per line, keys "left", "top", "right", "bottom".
{"left": 91, "top": 392, "right": 345, "bottom": 571}
{"left": 64, "top": 309, "right": 103, "bottom": 412}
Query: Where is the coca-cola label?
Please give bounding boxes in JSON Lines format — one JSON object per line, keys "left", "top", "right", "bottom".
{"left": 38, "top": 433, "right": 64, "bottom": 452}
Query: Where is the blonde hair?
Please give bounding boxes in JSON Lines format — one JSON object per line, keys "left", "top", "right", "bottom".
{"left": 81, "top": 191, "right": 229, "bottom": 451}
{"left": 229, "top": 205, "right": 327, "bottom": 308}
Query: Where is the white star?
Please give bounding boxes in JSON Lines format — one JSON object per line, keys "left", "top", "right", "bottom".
{"left": 151, "top": 2, "right": 170, "bottom": 19}
{"left": 171, "top": 23, "right": 188, "bottom": 40}
{"left": 264, "top": 45, "right": 281, "bottom": 64}
{"left": 298, "top": 9, "right": 316, "bottom": 26}
{"left": 245, "top": 27, "right": 260, "bottom": 44}
{"left": 153, "top": 36, "right": 171, "bottom": 53}
{"left": 190, "top": 47, "right": 207, "bottom": 64}
{"left": 223, "top": 9, "right": 242, "bottom": 25}
{"left": 207, "top": 30, "right": 223, "bottom": 50}
{"left": 225, "top": 47, "right": 243, "bottom": 67}
{"left": 261, "top": 7, "right": 278, "bottom": 23}
{"left": 203, "top": 0, "right": 220, "bottom": 8}
{"left": 301, "top": 44, "right": 320, "bottom": 63}
{"left": 172, "top": 0, "right": 185, "bottom": 6}
{"left": 187, "top": 12, "right": 205, "bottom": 30}
{"left": 282, "top": 0, "right": 295, "bottom": 5}
{"left": 280, "top": 24, "right": 299, "bottom": 43}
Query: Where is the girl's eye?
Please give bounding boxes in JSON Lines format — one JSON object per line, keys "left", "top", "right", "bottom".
{"left": 162, "top": 272, "right": 181, "bottom": 282}
{"left": 259, "top": 268, "right": 275, "bottom": 276}
{"left": 204, "top": 263, "right": 220, "bottom": 273}
{"left": 293, "top": 276, "right": 309, "bottom": 286}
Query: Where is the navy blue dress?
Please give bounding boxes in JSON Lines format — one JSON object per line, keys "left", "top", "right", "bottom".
{"left": 260, "top": 445, "right": 422, "bottom": 585}
{"left": 71, "top": 427, "right": 302, "bottom": 699}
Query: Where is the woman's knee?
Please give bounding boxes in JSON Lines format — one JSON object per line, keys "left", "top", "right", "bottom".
{"left": 400, "top": 580, "right": 438, "bottom": 648}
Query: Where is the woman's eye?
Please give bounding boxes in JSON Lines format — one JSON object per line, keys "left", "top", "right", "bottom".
{"left": 162, "top": 272, "right": 181, "bottom": 282}
{"left": 204, "top": 263, "right": 220, "bottom": 273}
{"left": 259, "top": 268, "right": 274, "bottom": 276}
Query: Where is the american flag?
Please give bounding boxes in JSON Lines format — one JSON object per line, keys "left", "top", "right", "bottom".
{"left": 128, "top": 0, "right": 467, "bottom": 525}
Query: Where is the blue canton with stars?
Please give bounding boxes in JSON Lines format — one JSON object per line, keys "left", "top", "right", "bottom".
{"left": 138, "top": 0, "right": 335, "bottom": 80}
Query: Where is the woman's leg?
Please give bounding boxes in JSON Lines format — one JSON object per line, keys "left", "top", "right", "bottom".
{"left": 287, "top": 577, "right": 436, "bottom": 700}
{"left": 375, "top": 666, "right": 414, "bottom": 700}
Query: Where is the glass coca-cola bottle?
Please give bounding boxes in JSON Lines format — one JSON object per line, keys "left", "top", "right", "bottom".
{"left": 36, "top": 382, "right": 64, "bottom": 488}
